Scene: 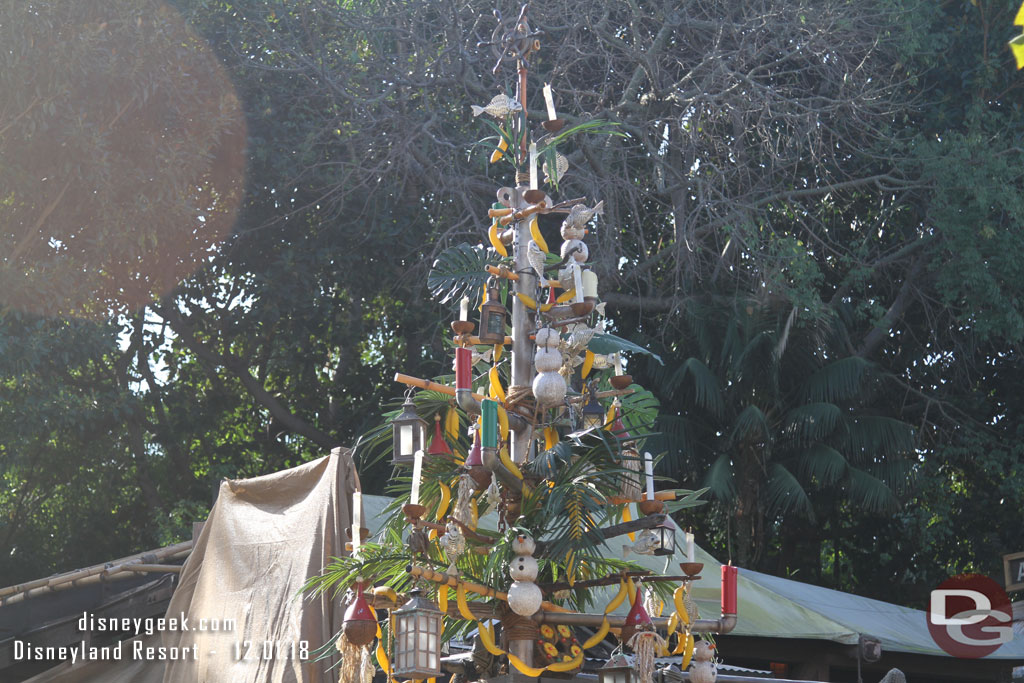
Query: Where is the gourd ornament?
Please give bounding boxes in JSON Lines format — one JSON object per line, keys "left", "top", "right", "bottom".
{"left": 532, "top": 328, "right": 566, "bottom": 407}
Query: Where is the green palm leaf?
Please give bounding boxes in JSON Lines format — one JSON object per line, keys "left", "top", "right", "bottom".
{"left": 784, "top": 402, "right": 841, "bottom": 442}
{"left": 843, "top": 415, "right": 915, "bottom": 461}
{"left": 426, "top": 242, "right": 493, "bottom": 304}
{"left": 704, "top": 452, "right": 736, "bottom": 500}
{"left": 803, "top": 356, "right": 873, "bottom": 403}
{"left": 731, "top": 403, "right": 770, "bottom": 445}
{"left": 847, "top": 466, "right": 899, "bottom": 512}
{"left": 793, "top": 443, "right": 848, "bottom": 486}
{"left": 765, "top": 463, "right": 813, "bottom": 517}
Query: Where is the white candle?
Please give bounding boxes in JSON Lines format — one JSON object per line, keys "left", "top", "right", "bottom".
{"left": 686, "top": 531, "right": 695, "bottom": 563}
{"left": 411, "top": 449, "right": 424, "bottom": 505}
{"left": 460, "top": 296, "right": 469, "bottom": 322}
{"left": 529, "top": 142, "right": 538, "bottom": 190}
{"left": 352, "top": 491, "right": 362, "bottom": 557}
{"left": 572, "top": 264, "right": 583, "bottom": 303}
{"left": 582, "top": 270, "right": 598, "bottom": 298}
{"left": 644, "top": 451, "right": 654, "bottom": 500}
{"left": 543, "top": 83, "right": 557, "bottom": 121}
{"left": 614, "top": 353, "right": 624, "bottom": 376}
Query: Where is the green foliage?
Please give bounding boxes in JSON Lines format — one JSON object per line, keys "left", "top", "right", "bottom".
{"left": 427, "top": 244, "right": 495, "bottom": 305}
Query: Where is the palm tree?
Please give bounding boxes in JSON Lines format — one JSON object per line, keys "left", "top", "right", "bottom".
{"left": 644, "top": 296, "right": 915, "bottom": 569}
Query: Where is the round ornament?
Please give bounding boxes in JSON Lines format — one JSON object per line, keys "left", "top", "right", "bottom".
{"left": 508, "top": 580, "right": 543, "bottom": 616}
{"left": 560, "top": 223, "right": 585, "bottom": 241}
{"left": 509, "top": 554, "right": 539, "bottom": 581}
{"left": 535, "top": 327, "right": 560, "bottom": 349}
{"left": 532, "top": 371, "right": 567, "bottom": 407}
{"left": 534, "top": 347, "right": 562, "bottom": 373}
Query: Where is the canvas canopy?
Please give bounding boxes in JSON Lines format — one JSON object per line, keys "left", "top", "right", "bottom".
{"left": 24, "top": 461, "right": 1024, "bottom": 682}
{"left": 26, "top": 448, "right": 361, "bottom": 683}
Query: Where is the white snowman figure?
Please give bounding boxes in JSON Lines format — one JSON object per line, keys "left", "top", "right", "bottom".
{"left": 507, "top": 533, "right": 543, "bottom": 616}
{"left": 688, "top": 640, "right": 717, "bottom": 683}
{"left": 532, "top": 328, "right": 566, "bottom": 408}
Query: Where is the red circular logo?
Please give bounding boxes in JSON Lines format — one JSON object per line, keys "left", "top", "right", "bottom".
{"left": 927, "top": 573, "right": 1012, "bottom": 658}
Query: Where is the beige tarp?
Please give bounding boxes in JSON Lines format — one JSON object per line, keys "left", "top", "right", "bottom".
{"left": 26, "top": 447, "right": 359, "bottom": 683}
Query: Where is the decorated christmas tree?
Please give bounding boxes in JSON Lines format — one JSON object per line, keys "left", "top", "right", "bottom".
{"left": 310, "top": 8, "right": 739, "bottom": 683}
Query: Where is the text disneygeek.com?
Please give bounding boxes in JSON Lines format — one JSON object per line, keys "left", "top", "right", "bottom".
{"left": 12, "top": 612, "right": 310, "bottom": 664}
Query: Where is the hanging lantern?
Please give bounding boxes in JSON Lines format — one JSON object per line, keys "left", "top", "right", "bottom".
{"left": 581, "top": 385, "right": 605, "bottom": 431}
{"left": 342, "top": 582, "right": 377, "bottom": 646}
{"left": 478, "top": 280, "right": 507, "bottom": 345}
{"left": 392, "top": 587, "right": 443, "bottom": 679}
{"left": 652, "top": 518, "right": 676, "bottom": 557}
{"left": 598, "top": 653, "right": 634, "bottom": 683}
{"left": 428, "top": 414, "right": 452, "bottom": 456}
{"left": 392, "top": 393, "right": 427, "bottom": 467}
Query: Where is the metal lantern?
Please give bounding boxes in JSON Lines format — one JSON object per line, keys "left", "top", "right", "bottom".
{"left": 392, "top": 393, "right": 427, "bottom": 466}
{"left": 581, "top": 386, "right": 604, "bottom": 431}
{"left": 652, "top": 518, "right": 676, "bottom": 557}
{"left": 598, "top": 653, "right": 634, "bottom": 683}
{"left": 392, "top": 587, "right": 443, "bottom": 679}
{"left": 478, "top": 281, "right": 507, "bottom": 344}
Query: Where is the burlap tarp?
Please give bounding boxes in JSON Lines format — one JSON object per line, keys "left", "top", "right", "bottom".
{"left": 26, "top": 447, "right": 358, "bottom": 683}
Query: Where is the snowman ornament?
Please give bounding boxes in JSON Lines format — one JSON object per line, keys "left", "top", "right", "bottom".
{"left": 507, "top": 533, "right": 543, "bottom": 616}
{"left": 688, "top": 640, "right": 718, "bottom": 683}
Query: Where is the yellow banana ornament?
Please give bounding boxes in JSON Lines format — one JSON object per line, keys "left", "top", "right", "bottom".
{"left": 488, "top": 220, "right": 508, "bottom": 257}
{"left": 436, "top": 482, "right": 451, "bottom": 521}
{"left": 529, "top": 217, "right": 549, "bottom": 253}
{"left": 581, "top": 350, "right": 595, "bottom": 379}
{"left": 490, "top": 136, "right": 508, "bottom": 164}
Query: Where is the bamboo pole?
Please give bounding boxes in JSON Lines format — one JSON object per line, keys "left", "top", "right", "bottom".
{"left": 536, "top": 611, "right": 738, "bottom": 634}
{"left": 407, "top": 564, "right": 569, "bottom": 614}
{"left": 448, "top": 336, "right": 514, "bottom": 347}
{"left": 605, "top": 490, "right": 677, "bottom": 505}
{"left": 125, "top": 564, "right": 183, "bottom": 574}
{"left": 541, "top": 573, "right": 697, "bottom": 594}
{"left": 0, "top": 540, "right": 192, "bottom": 601}
{"left": 394, "top": 373, "right": 486, "bottom": 401}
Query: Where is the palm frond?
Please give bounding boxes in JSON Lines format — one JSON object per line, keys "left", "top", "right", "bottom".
{"left": 842, "top": 415, "right": 915, "bottom": 462}
{"left": 793, "top": 443, "right": 848, "bottom": 486}
{"left": 784, "top": 402, "right": 841, "bottom": 443}
{"left": 672, "top": 357, "right": 724, "bottom": 417}
{"left": 765, "top": 463, "right": 813, "bottom": 517}
{"left": 703, "top": 452, "right": 736, "bottom": 501}
{"left": 802, "top": 356, "right": 873, "bottom": 403}
{"left": 847, "top": 466, "right": 900, "bottom": 513}
{"left": 730, "top": 403, "right": 770, "bottom": 446}
{"left": 427, "top": 243, "right": 494, "bottom": 304}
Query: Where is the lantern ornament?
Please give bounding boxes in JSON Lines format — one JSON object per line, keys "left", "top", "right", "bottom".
{"left": 392, "top": 587, "right": 443, "bottom": 679}
{"left": 478, "top": 279, "right": 507, "bottom": 344}
{"left": 581, "top": 384, "right": 605, "bottom": 431}
{"left": 651, "top": 518, "right": 676, "bottom": 557}
{"left": 392, "top": 391, "right": 427, "bottom": 466}
{"left": 598, "top": 652, "right": 634, "bottom": 683}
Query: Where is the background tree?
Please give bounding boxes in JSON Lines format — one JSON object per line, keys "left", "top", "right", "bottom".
{"left": 1, "top": 0, "right": 1023, "bottom": 609}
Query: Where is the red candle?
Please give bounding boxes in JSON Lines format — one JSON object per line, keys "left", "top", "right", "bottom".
{"left": 455, "top": 347, "right": 472, "bottom": 390}
{"left": 721, "top": 565, "right": 738, "bottom": 615}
